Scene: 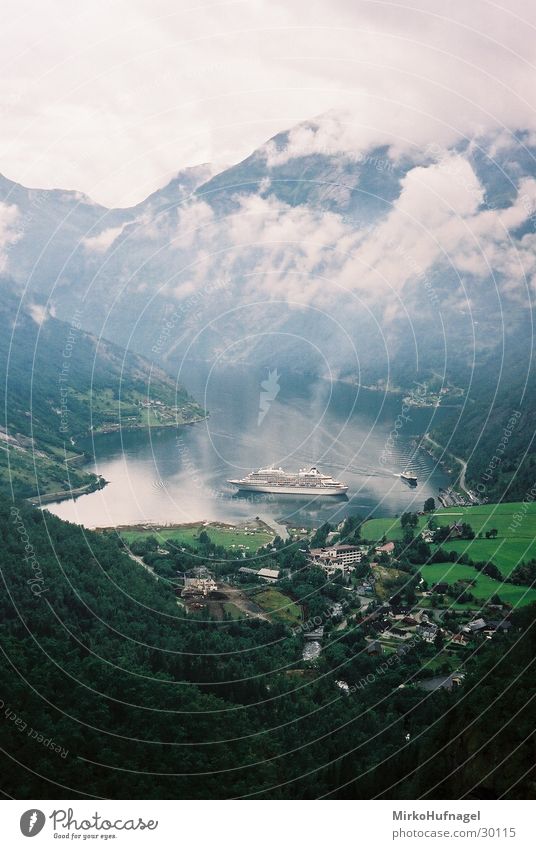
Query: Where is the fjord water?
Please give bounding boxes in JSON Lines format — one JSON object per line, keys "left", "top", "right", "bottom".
{"left": 47, "top": 364, "right": 452, "bottom": 529}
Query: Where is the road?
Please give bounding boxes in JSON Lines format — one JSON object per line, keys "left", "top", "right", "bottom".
{"left": 124, "top": 547, "right": 159, "bottom": 581}
{"left": 424, "top": 433, "right": 472, "bottom": 500}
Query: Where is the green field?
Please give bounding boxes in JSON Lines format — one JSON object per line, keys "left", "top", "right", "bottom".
{"left": 222, "top": 602, "right": 243, "bottom": 619}
{"left": 362, "top": 516, "right": 407, "bottom": 541}
{"left": 363, "top": 502, "right": 536, "bottom": 576}
{"left": 119, "top": 522, "right": 274, "bottom": 551}
{"left": 420, "top": 562, "right": 536, "bottom": 608}
{"left": 251, "top": 588, "right": 302, "bottom": 625}
{"left": 439, "top": 538, "right": 536, "bottom": 576}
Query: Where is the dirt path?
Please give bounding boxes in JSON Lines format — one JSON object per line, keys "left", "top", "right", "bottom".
{"left": 124, "top": 547, "right": 159, "bottom": 581}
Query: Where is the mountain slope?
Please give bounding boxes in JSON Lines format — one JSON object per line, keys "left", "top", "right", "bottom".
{"left": 0, "top": 287, "right": 204, "bottom": 500}
{"left": 2, "top": 113, "right": 536, "bottom": 481}
{"left": 2, "top": 492, "right": 534, "bottom": 799}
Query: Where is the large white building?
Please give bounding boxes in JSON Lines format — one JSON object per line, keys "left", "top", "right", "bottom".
{"left": 309, "top": 544, "right": 365, "bottom": 576}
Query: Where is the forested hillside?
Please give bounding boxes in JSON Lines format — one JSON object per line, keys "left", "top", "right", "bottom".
{"left": 0, "top": 288, "right": 204, "bottom": 499}
{"left": 431, "top": 329, "right": 536, "bottom": 504}
{"left": 0, "top": 493, "right": 534, "bottom": 799}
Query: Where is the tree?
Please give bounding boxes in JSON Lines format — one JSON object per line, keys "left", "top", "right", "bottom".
{"left": 423, "top": 497, "right": 436, "bottom": 513}
{"left": 460, "top": 522, "right": 475, "bottom": 540}
{"left": 401, "top": 512, "right": 419, "bottom": 531}
{"left": 310, "top": 522, "right": 332, "bottom": 547}
{"left": 509, "top": 559, "right": 536, "bottom": 587}
{"left": 481, "top": 561, "right": 503, "bottom": 581}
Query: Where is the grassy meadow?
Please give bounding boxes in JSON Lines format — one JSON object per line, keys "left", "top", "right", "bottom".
{"left": 119, "top": 522, "right": 274, "bottom": 551}
{"left": 363, "top": 502, "right": 536, "bottom": 608}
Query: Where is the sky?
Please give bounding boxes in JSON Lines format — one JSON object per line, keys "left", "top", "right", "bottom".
{"left": 1, "top": 0, "right": 536, "bottom": 207}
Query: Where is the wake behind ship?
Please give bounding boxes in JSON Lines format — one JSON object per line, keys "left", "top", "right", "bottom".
{"left": 228, "top": 466, "right": 348, "bottom": 496}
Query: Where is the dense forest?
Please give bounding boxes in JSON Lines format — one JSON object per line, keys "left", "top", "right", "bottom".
{"left": 0, "top": 493, "right": 534, "bottom": 799}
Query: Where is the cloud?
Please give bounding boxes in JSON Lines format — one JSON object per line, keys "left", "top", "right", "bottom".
{"left": 0, "top": 202, "right": 20, "bottom": 272}
{"left": 1, "top": 1, "right": 536, "bottom": 205}
{"left": 118, "top": 147, "right": 536, "bottom": 329}
{"left": 83, "top": 224, "right": 128, "bottom": 252}
{"left": 27, "top": 302, "right": 49, "bottom": 325}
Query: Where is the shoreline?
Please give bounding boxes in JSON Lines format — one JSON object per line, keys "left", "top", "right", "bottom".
{"left": 95, "top": 518, "right": 275, "bottom": 534}
{"left": 28, "top": 415, "right": 207, "bottom": 507}
{"left": 422, "top": 432, "right": 476, "bottom": 503}
{"left": 28, "top": 476, "right": 107, "bottom": 506}
{"left": 91, "top": 413, "right": 206, "bottom": 436}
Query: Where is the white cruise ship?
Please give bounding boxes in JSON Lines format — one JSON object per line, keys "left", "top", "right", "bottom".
{"left": 228, "top": 466, "right": 348, "bottom": 496}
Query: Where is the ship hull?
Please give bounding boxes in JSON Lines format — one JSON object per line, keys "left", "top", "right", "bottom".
{"left": 229, "top": 481, "right": 348, "bottom": 496}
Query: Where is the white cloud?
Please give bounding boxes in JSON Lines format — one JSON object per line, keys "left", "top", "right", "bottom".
{"left": 129, "top": 147, "right": 536, "bottom": 323}
{"left": 82, "top": 224, "right": 127, "bottom": 252}
{"left": 1, "top": 1, "right": 536, "bottom": 205}
{"left": 0, "top": 202, "right": 20, "bottom": 272}
{"left": 27, "top": 302, "right": 48, "bottom": 325}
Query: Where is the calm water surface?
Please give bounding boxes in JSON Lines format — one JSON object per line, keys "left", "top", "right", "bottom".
{"left": 46, "top": 364, "right": 452, "bottom": 529}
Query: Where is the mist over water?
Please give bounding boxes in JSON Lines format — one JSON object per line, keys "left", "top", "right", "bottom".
{"left": 47, "top": 364, "right": 452, "bottom": 529}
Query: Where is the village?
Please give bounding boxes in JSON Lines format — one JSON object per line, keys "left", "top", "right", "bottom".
{"left": 123, "top": 502, "right": 526, "bottom": 692}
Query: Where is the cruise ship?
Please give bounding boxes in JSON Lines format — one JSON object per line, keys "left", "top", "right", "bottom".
{"left": 228, "top": 466, "right": 348, "bottom": 496}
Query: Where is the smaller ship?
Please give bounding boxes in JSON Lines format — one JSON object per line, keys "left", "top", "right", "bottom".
{"left": 400, "top": 471, "right": 418, "bottom": 486}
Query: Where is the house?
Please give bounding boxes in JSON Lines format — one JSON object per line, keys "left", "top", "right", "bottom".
{"left": 258, "top": 568, "right": 280, "bottom": 583}
{"left": 182, "top": 577, "right": 217, "bottom": 597}
{"left": 309, "top": 544, "right": 364, "bottom": 576}
{"left": 389, "top": 627, "right": 411, "bottom": 640}
{"left": 367, "top": 640, "right": 383, "bottom": 656}
{"left": 402, "top": 616, "right": 418, "bottom": 627}
{"left": 238, "top": 567, "right": 280, "bottom": 582}
{"left": 463, "top": 617, "right": 487, "bottom": 634}
{"left": 422, "top": 628, "right": 439, "bottom": 643}
{"left": 432, "top": 582, "right": 449, "bottom": 594}
{"left": 304, "top": 626, "right": 324, "bottom": 641}
{"left": 417, "top": 622, "right": 438, "bottom": 642}
{"left": 450, "top": 633, "right": 469, "bottom": 647}
{"left": 187, "top": 566, "right": 213, "bottom": 579}
{"left": 375, "top": 541, "right": 395, "bottom": 555}
{"left": 238, "top": 566, "right": 258, "bottom": 576}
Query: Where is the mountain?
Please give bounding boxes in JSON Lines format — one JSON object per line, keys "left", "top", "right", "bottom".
{"left": 2, "top": 113, "right": 536, "bottom": 476}
{"left": 0, "top": 287, "right": 204, "bottom": 500}
{"left": 1, "top": 116, "right": 534, "bottom": 384}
